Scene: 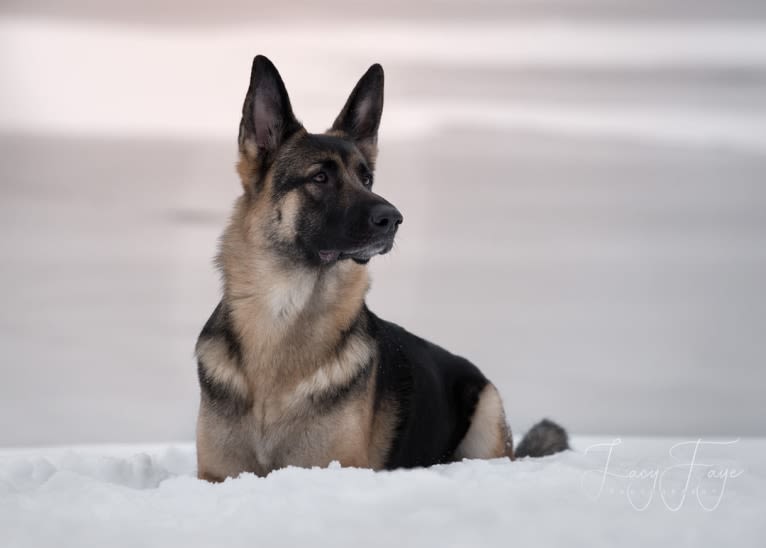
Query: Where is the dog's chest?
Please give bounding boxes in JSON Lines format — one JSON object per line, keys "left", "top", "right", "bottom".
{"left": 246, "top": 394, "right": 371, "bottom": 471}
{"left": 245, "top": 353, "right": 376, "bottom": 469}
{"left": 196, "top": 330, "right": 377, "bottom": 475}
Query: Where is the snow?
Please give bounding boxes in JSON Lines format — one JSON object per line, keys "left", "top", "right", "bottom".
{"left": 2, "top": 437, "right": 765, "bottom": 547}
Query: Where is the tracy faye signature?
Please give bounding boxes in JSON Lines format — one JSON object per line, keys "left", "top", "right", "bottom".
{"left": 581, "top": 438, "right": 743, "bottom": 511}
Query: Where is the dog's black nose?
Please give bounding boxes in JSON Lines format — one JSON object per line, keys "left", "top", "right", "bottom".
{"left": 369, "top": 204, "right": 403, "bottom": 233}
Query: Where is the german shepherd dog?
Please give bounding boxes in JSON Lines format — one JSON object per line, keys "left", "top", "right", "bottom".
{"left": 195, "top": 55, "right": 568, "bottom": 481}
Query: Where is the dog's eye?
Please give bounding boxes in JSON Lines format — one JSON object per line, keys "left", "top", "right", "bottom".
{"left": 362, "top": 174, "right": 373, "bottom": 188}
{"left": 312, "top": 172, "right": 328, "bottom": 184}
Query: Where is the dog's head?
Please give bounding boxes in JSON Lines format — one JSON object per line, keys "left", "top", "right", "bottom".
{"left": 236, "top": 55, "right": 402, "bottom": 267}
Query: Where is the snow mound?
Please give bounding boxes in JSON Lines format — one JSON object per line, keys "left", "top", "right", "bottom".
{"left": 1, "top": 437, "right": 764, "bottom": 547}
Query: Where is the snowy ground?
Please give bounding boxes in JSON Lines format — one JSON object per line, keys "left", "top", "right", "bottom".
{"left": 1, "top": 437, "right": 764, "bottom": 547}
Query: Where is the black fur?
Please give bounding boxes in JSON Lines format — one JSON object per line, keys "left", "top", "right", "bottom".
{"left": 271, "top": 134, "right": 361, "bottom": 201}
{"left": 197, "top": 360, "right": 251, "bottom": 418}
{"left": 199, "top": 302, "right": 242, "bottom": 366}
{"left": 197, "top": 56, "right": 568, "bottom": 477}
{"left": 332, "top": 63, "right": 384, "bottom": 158}
{"left": 239, "top": 55, "right": 303, "bottom": 184}
{"left": 239, "top": 56, "right": 399, "bottom": 268}
{"left": 197, "top": 302, "right": 250, "bottom": 417}
{"left": 257, "top": 128, "right": 398, "bottom": 267}
{"left": 515, "top": 419, "right": 570, "bottom": 458}
{"left": 310, "top": 357, "right": 374, "bottom": 414}
{"left": 365, "top": 307, "right": 489, "bottom": 468}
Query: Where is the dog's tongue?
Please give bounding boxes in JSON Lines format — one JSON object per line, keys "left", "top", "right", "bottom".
{"left": 319, "top": 250, "right": 340, "bottom": 263}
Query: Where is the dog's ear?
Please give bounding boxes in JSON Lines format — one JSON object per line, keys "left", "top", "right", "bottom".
{"left": 331, "top": 64, "right": 384, "bottom": 162}
{"left": 239, "top": 55, "right": 302, "bottom": 159}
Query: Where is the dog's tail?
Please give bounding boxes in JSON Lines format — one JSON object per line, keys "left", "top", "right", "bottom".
{"left": 514, "top": 419, "right": 569, "bottom": 458}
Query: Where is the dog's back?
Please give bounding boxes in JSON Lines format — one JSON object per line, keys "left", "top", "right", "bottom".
{"left": 367, "top": 308, "right": 511, "bottom": 467}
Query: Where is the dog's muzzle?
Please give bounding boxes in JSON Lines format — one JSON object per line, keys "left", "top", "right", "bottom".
{"left": 318, "top": 203, "right": 403, "bottom": 265}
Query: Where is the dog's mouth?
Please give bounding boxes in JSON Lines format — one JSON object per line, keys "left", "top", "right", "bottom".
{"left": 318, "top": 240, "right": 392, "bottom": 265}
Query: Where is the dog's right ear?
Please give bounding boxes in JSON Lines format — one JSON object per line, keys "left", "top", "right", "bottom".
{"left": 331, "top": 64, "right": 384, "bottom": 164}
{"left": 238, "top": 55, "right": 301, "bottom": 162}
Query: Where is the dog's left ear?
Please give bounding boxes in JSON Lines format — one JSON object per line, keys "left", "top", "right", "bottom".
{"left": 239, "top": 55, "right": 302, "bottom": 160}
{"left": 331, "top": 64, "right": 384, "bottom": 162}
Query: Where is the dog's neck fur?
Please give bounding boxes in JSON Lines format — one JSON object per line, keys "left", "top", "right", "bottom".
{"left": 217, "top": 194, "right": 370, "bottom": 369}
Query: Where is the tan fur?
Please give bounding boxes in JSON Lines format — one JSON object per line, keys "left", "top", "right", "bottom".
{"left": 196, "top": 408, "right": 258, "bottom": 481}
{"left": 326, "top": 395, "right": 373, "bottom": 468}
{"left": 194, "top": 338, "right": 249, "bottom": 400}
{"left": 236, "top": 138, "right": 260, "bottom": 193}
{"left": 287, "top": 332, "right": 372, "bottom": 407}
{"left": 196, "top": 59, "right": 526, "bottom": 480}
{"left": 197, "top": 154, "right": 509, "bottom": 478}
{"left": 367, "top": 395, "right": 399, "bottom": 469}
{"left": 453, "top": 384, "right": 514, "bottom": 461}
{"left": 198, "top": 143, "right": 515, "bottom": 481}
{"left": 197, "top": 151, "right": 382, "bottom": 479}
{"left": 218, "top": 193, "right": 370, "bottom": 354}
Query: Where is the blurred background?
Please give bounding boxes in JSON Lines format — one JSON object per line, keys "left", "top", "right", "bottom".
{"left": 1, "top": 1, "right": 765, "bottom": 446}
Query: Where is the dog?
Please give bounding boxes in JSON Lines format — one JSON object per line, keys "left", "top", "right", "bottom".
{"left": 195, "top": 55, "right": 568, "bottom": 481}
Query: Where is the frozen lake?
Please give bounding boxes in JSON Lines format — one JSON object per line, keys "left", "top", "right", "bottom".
{"left": 1, "top": 1, "right": 765, "bottom": 445}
